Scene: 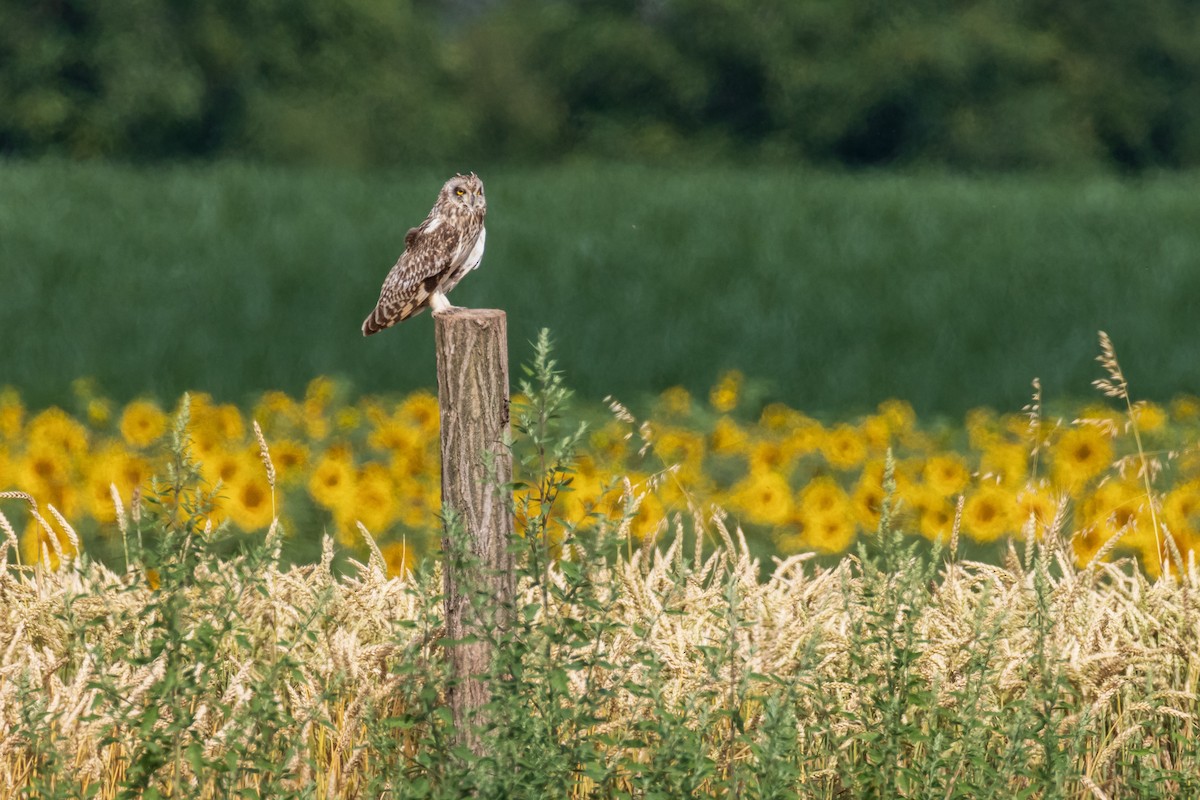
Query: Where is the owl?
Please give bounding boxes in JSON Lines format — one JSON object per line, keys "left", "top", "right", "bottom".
{"left": 361, "top": 173, "right": 487, "bottom": 336}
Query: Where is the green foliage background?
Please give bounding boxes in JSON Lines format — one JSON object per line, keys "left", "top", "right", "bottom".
{"left": 3, "top": 160, "right": 1200, "bottom": 414}
{"left": 3, "top": 0, "right": 1200, "bottom": 170}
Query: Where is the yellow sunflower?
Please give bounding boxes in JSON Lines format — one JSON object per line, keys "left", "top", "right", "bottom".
{"left": 961, "top": 484, "right": 1016, "bottom": 544}
{"left": 851, "top": 467, "right": 886, "bottom": 532}
{"left": 731, "top": 470, "right": 793, "bottom": 527}
{"left": 877, "top": 399, "right": 916, "bottom": 436}
{"left": 804, "top": 513, "right": 857, "bottom": 554}
{"left": 782, "top": 418, "right": 824, "bottom": 460}
{"left": 979, "top": 441, "right": 1028, "bottom": 488}
{"left": 1164, "top": 480, "right": 1200, "bottom": 541}
{"left": 119, "top": 400, "right": 168, "bottom": 449}
{"left": 84, "top": 445, "right": 150, "bottom": 525}
{"left": 922, "top": 454, "right": 970, "bottom": 497}
{"left": 352, "top": 463, "right": 398, "bottom": 535}
{"left": 747, "top": 440, "right": 791, "bottom": 475}
{"left": 860, "top": 415, "right": 892, "bottom": 453}
{"left": 1050, "top": 426, "right": 1113, "bottom": 494}
{"left": 653, "top": 428, "right": 706, "bottom": 471}
{"left": 709, "top": 370, "right": 743, "bottom": 413}
{"left": 1170, "top": 396, "right": 1200, "bottom": 423}
{"left": 1131, "top": 401, "right": 1167, "bottom": 434}
{"left": 710, "top": 417, "right": 748, "bottom": 455}
{"left": 1014, "top": 483, "right": 1060, "bottom": 540}
{"left": 308, "top": 445, "right": 357, "bottom": 513}
{"left": 659, "top": 386, "right": 692, "bottom": 417}
{"left": 1080, "top": 480, "right": 1153, "bottom": 553}
{"left": 26, "top": 408, "right": 89, "bottom": 464}
{"left": 268, "top": 440, "right": 309, "bottom": 485}
{"left": 798, "top": 476, "right": 852, "bottom": 524}
{"left": 898, "top": 483, "right": 951, "bottom": 542}
{"left": 398, "top": 391, "right": 441, "bottom": 439}
{"left": 628, "top": 490, "right": 666, "bottom": 541}
{"left": 820, "top": 425, "right": 866, "bottom": 471}
{"left": 226, "top": 473, "right": 275, "bottom": 532}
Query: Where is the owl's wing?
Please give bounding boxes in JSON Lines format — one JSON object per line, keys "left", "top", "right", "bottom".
{"left": 362, "top": 218, "right": 468, "bottom": 335}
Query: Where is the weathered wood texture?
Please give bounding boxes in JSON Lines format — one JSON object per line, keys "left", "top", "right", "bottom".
{"left": 433, "top": 308, "right": 515, "bottom": 754}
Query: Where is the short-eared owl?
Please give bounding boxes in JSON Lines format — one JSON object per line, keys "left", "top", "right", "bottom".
{"left": 361, "top": 173, "right": 487, "bottom": 336}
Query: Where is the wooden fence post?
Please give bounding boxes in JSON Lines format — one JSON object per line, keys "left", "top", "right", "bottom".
{"left": 434, "top": 308, "right": 515, "bottom": 754}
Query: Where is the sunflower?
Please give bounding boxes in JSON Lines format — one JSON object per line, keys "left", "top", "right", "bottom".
{"left": 84, "top": 445, "right": 150, "bottom": 525}
{"left": 979, "top": 441, "right": 1028, "bottom": 488}
{"left": 820, "top": 425, "right": 866, "bottom": 471}
{"left": 268, "top": 440, "right": 309, "bottom": 485}
{"left": 1014, "top": 483, "right": 1060, "bottom": 540}
{"left": 965, "top": 408, "right": 1000, "bottom": 450}
{"left": 851, "top": 468, "right": 886, "bottom": 532}
{"left": 352, "top": 463, "right": 397, "bottom": 535}
{"left": 226, "top": 473, "right": 274, "bottom": 532}
{"left": 653, "top": 428, "right": 706, "bottom": 471}
{"left": 922, "top": 454, "right": 970, "bottom": 497}
{"left": 335, "top": 406, "right": 362, "bottom": 432}
{"left": 877, "top": 399, "right": 916, "bottom": 435}
{"left": 805, "top": 513, "right": 856, "bottom": 554}
{"left": 398, "top": 391, "right": 440, "bottom": 439}
{"left": 627, "top": 490, "right": 666, "bottom": 542}
{"left": 1051, "top": 426, "right": 1113, "bottom": 494}
{"left": 1071, "top": 525, "right": 1105, "bottom": 568}
{"left": 584, "top": 421, "right": 626, "bottom": 463}
{"left": 119, "top": 400, "right": 168, "bottom": 449}
{"left": 1131, "top": 401, "right": 1167, "bottom": 434}
{"left": 1164, "top": 480, "right": 1200, "bottom": 541}
{"left": 709, "top": 370, "right": 742, "bottom": 413}
{"left": 710, "top": 417, "right": 748, "bottom": 455}
{"left": 898, "top": 483, "right": 951, "bottom": 542}
{"left": 782, "top": 419, "right": 824, "bottom": 460}
{"left": 659, "top": 386, "right": 692, "bottom": 417}
{"left": 308, "top": 445, "right": 357, "bottom": 513}
{"left": 369, "top": 417, "right": 424, "bottom": 458}
{"left": 1080, "top": 480, "right": 1153, "bottom": 553}
{"left": 962, "top": 484, "right": 1015, "bottom": 543}
{"left": 26, "top": 408, "right": 89, "bottom": 464}
{"left": 760, "top": 403, "right": 805, "bottom": 432}
{"left": 200, "top": 448, "right": 256, "bottom": 491}
{"left": 731, "top": 470, "right": 793, "bottom": 526}
{"left": 253, "top": 390, "right": 303, "bottom": 431}
{"left": 1170, "top": 396, "right": 1200, "bottom": 423}
{"left": 860, "top": 415, "right": 892, "bottom": 453}
{"left": 747, "top": 440, "right": 790, "bottom": 475}
{"left": 304, "top": 376, "right": 336, "bottom": 408}
{"left": 16, "top": 443, "right": 69, "bottom": 496}
{"left": 918, "top": 497, "right": 955, "bottom": 543}
{"left": 397, "top": 481, "right": 438, "bottom": 530}
{"left": 798, "top": 476, "right": 852, "bottom": 524}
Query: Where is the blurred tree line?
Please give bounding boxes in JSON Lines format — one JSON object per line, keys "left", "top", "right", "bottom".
{"left": 3, "top": 0, "right": 1199, "bottom": 170}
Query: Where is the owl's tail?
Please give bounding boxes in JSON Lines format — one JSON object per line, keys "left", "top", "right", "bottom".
{"left": 361, "top": 305, "right": 394, "bottom": 336}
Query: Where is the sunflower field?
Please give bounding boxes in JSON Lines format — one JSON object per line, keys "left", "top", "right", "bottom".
{"left": 3, "top": 353, "right": 1198, "bottom": 579}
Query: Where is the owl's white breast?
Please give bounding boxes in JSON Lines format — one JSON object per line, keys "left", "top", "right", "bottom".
{"left": 464, "top": 226, "right": 486, "bottom": 272}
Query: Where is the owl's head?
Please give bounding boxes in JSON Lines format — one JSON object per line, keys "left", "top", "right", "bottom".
{"left": 441, "top": 172, "right": 486, "bottom": 214}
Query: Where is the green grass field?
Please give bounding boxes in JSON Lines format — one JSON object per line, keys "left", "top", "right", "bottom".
{"left": 2, "top": 160, "right": 1199, "bottom": 415}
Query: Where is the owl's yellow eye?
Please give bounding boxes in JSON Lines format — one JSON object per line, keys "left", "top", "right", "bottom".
{"left": 455, "top": 188, "right": 466, "bottom": 196}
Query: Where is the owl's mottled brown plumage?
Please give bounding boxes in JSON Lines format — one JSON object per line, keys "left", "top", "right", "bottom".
{"left": 362, "top": 173, "right": 487, "bottom": 336}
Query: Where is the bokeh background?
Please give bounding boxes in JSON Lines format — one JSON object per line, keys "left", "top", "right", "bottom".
{"left": 3, "top": 0, "right": 1199, "bottom": 415}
